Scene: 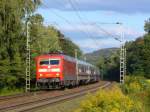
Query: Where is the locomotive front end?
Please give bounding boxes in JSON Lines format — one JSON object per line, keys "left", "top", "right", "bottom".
{"left": 36, "top": 55, "right": 63, "bottom": 89}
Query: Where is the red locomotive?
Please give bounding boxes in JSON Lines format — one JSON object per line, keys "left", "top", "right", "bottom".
{"left": 35, "top": 53, "right": 100, "bottom": 89}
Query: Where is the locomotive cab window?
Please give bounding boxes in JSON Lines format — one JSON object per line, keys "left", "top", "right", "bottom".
{"left": 40, "top": 59, "right": 60, "bottom": 66}
{"left": 50, "top": 60, "right": 59, "bottom": 65}
{"left": 40, "top": 60, "right": 49, "bottom": 65}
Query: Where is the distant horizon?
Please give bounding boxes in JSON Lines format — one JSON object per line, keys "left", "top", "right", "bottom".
{"left": 84, "top": 47, "right": 119, "bottom": 54}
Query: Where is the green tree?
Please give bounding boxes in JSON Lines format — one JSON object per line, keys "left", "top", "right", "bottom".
{"left": 144, "top": 18, "right": 150, "bottom": 34}
{"left": 97, "top": 51, "right": 120, "bottom": 81}
{"left": 0, "top": 0, "right": 83, "bottom": 91}
{"left": 0, "top": 0, "right": 41, "bottom": 89}
{"left": 126, "top": 38, "right": 145, "bottom": 76}
{"left": 125, "top": 18, "right": 150, "bottom": 78}
{"left": 143, "top": 18, "right": 150, "bottom": 78}
{"left": 143, "top": 34, "right": 150, "bottom": 78}
{"left": 59, "top": 37, "right": 82, "bottom": 58}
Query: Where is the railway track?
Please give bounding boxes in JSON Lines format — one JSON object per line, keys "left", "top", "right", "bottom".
{"left": 0, "top": 81, "right": 111, "bottom": 112}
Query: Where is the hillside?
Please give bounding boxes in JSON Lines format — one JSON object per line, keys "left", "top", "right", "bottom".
{"left": 85, "top": 48, "right": 119, "bottom": 65}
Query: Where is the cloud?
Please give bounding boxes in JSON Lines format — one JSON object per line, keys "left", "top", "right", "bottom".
{"left": 77, "top": 38, "right": 119, "bottom": 49}
{"left": 58, "top": 23, "right": 144, "bottom": 40}
{"left": 51, "top": 23, "right": 144, "bottom": 53}
{"left": 42, "top": 0, "right": 150, "bottom": 13}
{"left": 75, "top": 38, "right": 120, "bottom": 53}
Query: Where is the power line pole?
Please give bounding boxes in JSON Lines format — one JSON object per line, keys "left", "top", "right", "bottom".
{"left": 119, "top": 24, "right": 126, "bottom": 84}
{"left": 26, "top": 20, "right": 31, "bottom": 92}
{"left": 75, "top": 49, "right": 78, "bottom": 85}
{"left": 125, "top": 48, "right": 127, "bottom": 77}
{"left": 95, "top": 22, "right": 126, "bottom": 84}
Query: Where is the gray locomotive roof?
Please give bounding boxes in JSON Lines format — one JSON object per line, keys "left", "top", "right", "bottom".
{"left": 45, "top": 53, "right": 99, "bottom": 70}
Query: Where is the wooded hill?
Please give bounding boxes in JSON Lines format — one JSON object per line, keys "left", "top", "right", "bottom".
{"left": 85, "top": 48, "right": 119, "bottom": 65}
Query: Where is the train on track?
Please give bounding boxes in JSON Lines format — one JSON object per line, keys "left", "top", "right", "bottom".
{"left": 35, "top": 53, "right": 100, "bottom": 89}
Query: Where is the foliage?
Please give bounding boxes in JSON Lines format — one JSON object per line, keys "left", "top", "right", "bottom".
{"left": 124, "top": 18, "right": 150, "bottom": 78}
{"left": 75, "top": 77, "right": 150, "bottom": 112}
{"left": 29, "top": 13, "right": 82, "bottom": 58}
{"left": 75, "top": 85, "right": 142, "bottom": 112}
{"left": 85, "top": 48, "right": 119, "bottom": 65}
{"left": 125, "top": 34, "right": 150, "bottom": 78}
{"left": 96, "top": 50, "right": 120, "bottom": 81}
{"left": 0, "top": 0, "right": 41, "bottom": 90}
{"left": 59, "top": 37, "right": 82, "bottom": 58}
{"left": 144, "top": 18, "right": 150, "bottom": 34}
{"left": 121, "top": 76, "right": 150, "bottom": 111}
{"left": 0, "top": 0, "right": 82, "bottom": 92}
{"left": 121, "top": 76, "right": 150, "bottom": 94}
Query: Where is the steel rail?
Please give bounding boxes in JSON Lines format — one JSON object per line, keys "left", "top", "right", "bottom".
{"left": 21, "top": 82, "right": 111, "bottom": 112}
{"left": 0, "top": 82, "right": 111, "bottom": 112}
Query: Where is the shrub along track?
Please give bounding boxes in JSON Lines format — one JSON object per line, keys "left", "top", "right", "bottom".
{"left": 0, "top": 81, "right": 111, "bottom": 112}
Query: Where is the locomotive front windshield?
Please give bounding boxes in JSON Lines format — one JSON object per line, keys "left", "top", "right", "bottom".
{"left": 40, "top": 60, "right": 49, "bottom": 65}
{"left": 40, "top": 59, "right": 60, "bottom": 66}
{"left": 50, "top": 60, "right": 59, "bottom": 65}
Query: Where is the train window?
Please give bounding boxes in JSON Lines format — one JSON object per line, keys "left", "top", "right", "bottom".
{"left": 79, "top": 68, "right": 82, "bottom": 73}
{"left": 82, "top": 67, "right": 84, "bottom": 72}
{"left": 40, "top": 60, "right": 49, "bottom": 65}
{"left": 50, "top": 60, "right": 59, "bottom": 65}
{"left": 87, "top": 69, "right": 90, "bottom": 74}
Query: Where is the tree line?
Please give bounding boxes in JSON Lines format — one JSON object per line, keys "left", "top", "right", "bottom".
{"left": 126, "top": 18, "right": 150, "bottom": 78}
{"left": 0, "top": 0, "right": 82, "bottom": 90}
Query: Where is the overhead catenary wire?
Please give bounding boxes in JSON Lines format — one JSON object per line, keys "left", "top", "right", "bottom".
{"left": 71, "top": 0, "right": 122, "bottom": 42}
{"left": 70, "top": 0, "right": 126, "bottom": 84}
{"left": 93, "top": 23, "right": 122, "bottom": 42}
{"left": 42, "top": 1, "right": 100, "bottom": 46}
{"left": 67, "top": 0, "right": 100, "bottom": 45}
{"left": 42, "top": 3, "right": 93, "bottom": 41}
{"left": 42, "top": 1, "right": 122, "bottom": 50}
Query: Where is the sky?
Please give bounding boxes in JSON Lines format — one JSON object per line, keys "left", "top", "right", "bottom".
{"left": 37, "top": 0, "right": 150, "bottom": 53}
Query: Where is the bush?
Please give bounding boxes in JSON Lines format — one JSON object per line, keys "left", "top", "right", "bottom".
{"left": 121, "top": 76, "right": 150, "bottom": 94}
{"left": 75, "top": 86, "right": 142, "bottom": 112}
{"left": 120, "top": 76, "right": 150, "bottom": 111}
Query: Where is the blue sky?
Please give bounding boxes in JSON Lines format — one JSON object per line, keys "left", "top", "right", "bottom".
{"left": 37, "top": 0, "right": 150, "bottom": 53}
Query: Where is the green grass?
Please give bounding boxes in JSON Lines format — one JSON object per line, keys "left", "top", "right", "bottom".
{"left": 0, "top": 88, "right": 24, "bottom": 96}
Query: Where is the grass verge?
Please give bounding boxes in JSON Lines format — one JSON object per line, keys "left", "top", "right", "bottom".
{"left": 0, "top": 88, "right": 24, "bottom": 96}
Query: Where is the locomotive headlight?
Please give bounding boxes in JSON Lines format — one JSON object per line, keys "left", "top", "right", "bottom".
{"left": 39, "top": 69, "right": 47, "bottom": 72}
{"left": 56, "top": 73, "right": 60, "bottom": 76}
{"left": 51, "top": 68, "right": 60, "bottom": 72}
{"left": 40, "top": 74, "right": 43, "bottom": 77}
